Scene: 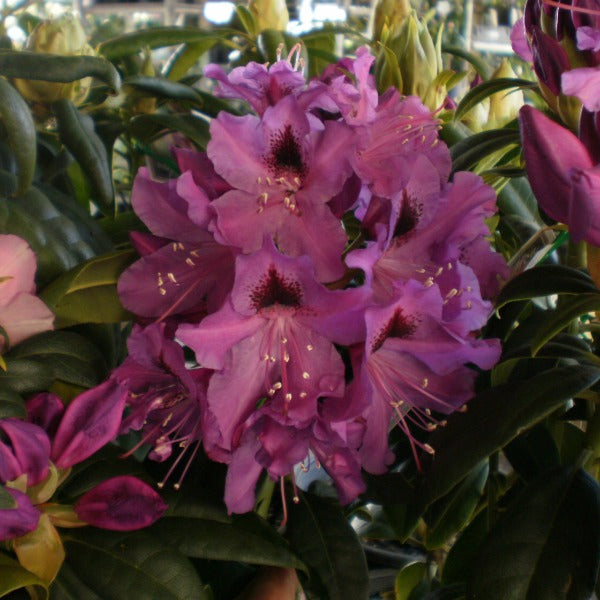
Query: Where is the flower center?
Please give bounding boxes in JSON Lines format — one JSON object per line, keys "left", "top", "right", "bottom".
{"left": 371, "top": 308, "right": 416, "bottom": 352}
{"left": 250, "top": 266, "right": 303, "bottom": 311}
{"left": 266, "top": 124, "right": 306, "bottom": 179}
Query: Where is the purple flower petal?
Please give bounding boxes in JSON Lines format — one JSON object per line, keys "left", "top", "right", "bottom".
{"left": 26, "top": 393, "right": 64, "bottom": 438}
{"left": 562, "top": 66, "right": 600, "bottom": 112}
{"left": 511, "top": 18, "right": 534, "bottom": 61}
{"left": 74, "top": 476, "right": 167, "bottom": 530}
{"left": 52, "top": 380, "right": 127, "bottom": 469}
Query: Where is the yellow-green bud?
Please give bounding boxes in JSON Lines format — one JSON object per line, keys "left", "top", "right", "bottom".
{"left": 248, "top": 0, "right": 289, "bottom": 33}
{"left": 487, "top": 59, "right": 524, "bottom": 129}
{"left": 14, "top": 13, "right": 95, "bottom": 105}
{"left": 372, "top": 0, "right": 411, "bottom": 43}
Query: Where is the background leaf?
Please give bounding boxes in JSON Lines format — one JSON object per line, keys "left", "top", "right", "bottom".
{"left": 0, "top": 552, "right": 48, "bottom": 599}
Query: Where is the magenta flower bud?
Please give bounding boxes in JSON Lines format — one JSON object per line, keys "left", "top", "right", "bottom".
{"left": 0, "top": 488, "right": 41, "bottom": 541}
{"left": 26, "top": 393, "right": 65, "bottom": 439}
{"left": 74, "top": 476, "right": 167, "bottom": 531}
{"left": 51, "top": 379, "right": 128, "bottom": 469}
{"left": 0, "top": 419, "right": 50, "bottom": 486}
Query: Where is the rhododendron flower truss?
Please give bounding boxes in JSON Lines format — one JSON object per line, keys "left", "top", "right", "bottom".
{"left": 118, "top": 168, "right": 236, "bottom": 320}
{"left": 351, "top": 281, "right": 501, "bottom": 473}
{"left": 207, "top": 95, "right": 355, "bottom": 281}
{"left": 115, "top": 323, "right": 209, "bottom": 487}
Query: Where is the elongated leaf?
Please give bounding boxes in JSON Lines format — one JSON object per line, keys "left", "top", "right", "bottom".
{"left": 51, "top": 562, "right": 102, "bottom": 600}
{"left": 417, "top": 365, "right": 600, "bottom": 506}
{"left": 496, "top": 265, "right": 598, "bottom": 308}
{"left": 0, "top": 79, "right": 35, "bottom": 196}
{"left": 286, "top": 491, "right": 369, "bottom": 600}
{"left": 40, "top": 250, "right": 135, "bottom": 328}
{"left": 124, "top": 76, "right": 204, "bottom": 105}
{"left": 441, "top": 45, "right": 491, "bottom": 79}
{"left": 0, "top": 358, "right": 55, "bottom": 394}
{"left": 128, "top": 113, "right": 210, "bottom": 148}
{"left": 235, "top": 5, "right": 257, "bottom": 37}
{"left": 496, "top": 175, "right": 544, "bottom": 231}
{"left": 52, "top": 100, "right": 113, "bottom": 211}
{"left": 424, "top": 461, "right": 489, "bottom": 549}
{"left": 0, "top": 387, "right": 26, "bottom": 418}
{"left": 450, "top": 128, "right": 520, "bottom": 173}
{"left": 0, "top": 50, "right": 120, "bottom": 93}
{"left": 163, "top": 39, "right": 218, "bottom": 81}
{"left": 62, "top": 528, "right": 208, "bottom": 600}
{"left": 531, "top": 293, "right": 600, "bottom": 355}
{"left": 503, "top": 425, "right": 560, "bottom": 482}
{"left": 8, "top": 330, "right": 108, "bottom": 388}
{"left": 0, "top": 552, "right": 48, "bottom": 599}
{"left": 98, "top": 28, "right": 227, "bottom": 61}
{"left": 454, "top": 78, "right": 538, "bottom": 122}
{"left": 0, "top": 483, "right": 16, "bottom": 509}
{"left": 375, "top": 43, "right": 402, "bottom": 95}
{"left": 395, "top": 562, "right": 426, "bottom": 600}
{"left": 151, "top": 514, "right": 305, "bottom": 571}
{"left": 469, "top": 468, "right": 600, "bottom": 600}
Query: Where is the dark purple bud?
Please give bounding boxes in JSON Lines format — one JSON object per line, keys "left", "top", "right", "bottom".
{"left": 74, "top": 476, "right": 167, "bottom": 531}
{"left": 0, "top": 419, "right": 50, "bottom": 486}
{"left": 532, "top": 26, "right": 571, "bottom": 94}
{"left": 26, "top": 393, "right": 65, "bottom": 439}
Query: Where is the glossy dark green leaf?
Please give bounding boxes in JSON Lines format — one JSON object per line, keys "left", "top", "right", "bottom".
{"left": 98, "top": 28, "right": 226, "bottom": 61}
{"left": 128, "top": 113, "right": 210, "bottom": 148}
{"left": 454, "top": 78, "right": 538, "bottom": 122}
{"left": 286, "top": 491, "right": 369, "bottom": 600}
{"left": 417, "top": 365, "right": 600, "bottom": 506}
{"left": 469, "top": 468, "right": 600, "bottom": 600}
{"left": 361, "top": 470, "right": 415, "bottom": 505}
{"left": 450, "top": 128, "right": 520, "bottom": 173}
{"left": 0, "top": 387, "right": 26, "bottom": 418}
{"left": 0, "top": 78, "right": 36, "bottom": 196}
{"left": 50, "top": 562, "right": 102, "bottom": 600}
{"left": 423, "top": 584, "right": 466, "bottom": 599}
{"left": 0, "top": 358, "right": 55, "bottom": 394}
{"left": 424, "top": 461, "right": 489, "bottom": 549}
{"left": 496, "top": 265, "right": 598, "bottom": 309}
{"left": 124, "top": 76, "right": 204, "bottom": 105}
{"left": 62, "top": 528, "right": 208, "bottom": 600}
{"left": 0, "top": 50, "right": 120, "bottom": 93}
{"left": 442, "top": 511, "right": 488, "bottom": 584}
{"left": 7, "top": 330, "right": 107, "bottom": 388}
{"left": 496, "top": 175, "right": 544, "bottom": 232}
{"left": 40, "top": 250, "right": 135, "bottom": 328}
{"left": 531, "top": 293, "right": 600, "bottom": 355}
{"left": 0, "top": 552, "right": 48, "bottom": 599}
{"left": 151, "top": 513, "right": 305, "bottom": 571}
{"left": 503, "top": 425, "right": 560, "bottom": 481}
{"left": 52, "top": 100, "right": 113, "bottom": 211}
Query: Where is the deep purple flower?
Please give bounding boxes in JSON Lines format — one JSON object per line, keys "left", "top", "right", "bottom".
{"left": 74, "top": 475, "right": 167, "bottom": 531}
{"left": 116, "top": 323, "right": 208, "bottom": 479}
{"left": 177, "top": 239, "right": 367, "bottom": 454}
{"left": 207, "top": 95, "right": 355, "bottom": 281}
{"left": 520, "top": 104, "right": 600, "bottom": 244}
{"left": 118, "top": 168, "right": 236, "bottom": 319}
{"left": 0, "top": 488, "right": 41, "bottom": 540}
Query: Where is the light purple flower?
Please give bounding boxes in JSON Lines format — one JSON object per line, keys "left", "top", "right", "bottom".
{"left": 511, "top": 17, "right": 534, "bottom": 61}
{"left": 207, "top": 95, "right": 355, "bottom": 281}
{"left": 74, "top": 475, "right": 167, "bottom": 531}
{"left": 177, "top": 239, "right": 367, "bottom": 453}
{"left": 562, "top": 66, "right": 600, "bottom": 111}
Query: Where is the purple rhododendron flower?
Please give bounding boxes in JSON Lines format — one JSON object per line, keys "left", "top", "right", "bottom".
{"left": 116, "top": 323, "right": 209, "bottom": 484}
{"left": 0, "top": 488, "right": 41, "bottom": 540}
{"left": 74, "top": 475, "right": 167, "bottom": 531}
{"left": 520, "top": 105, "right": 600, "bottom": 245}
{"left": 207, "top": 95, "right": 355, "bottom": 281}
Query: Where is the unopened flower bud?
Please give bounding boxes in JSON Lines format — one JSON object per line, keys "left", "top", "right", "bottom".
{"left": 248, "top": 0, "right": 289, "bottom": 33}
{"left": 14, "top": 13, "right": 95, "bottom": 105}
{"left": 372, "top": 0, "right": 411, "bottom": 42}
{"left": 487, "top": 59, "right": 524, "bottom": 128}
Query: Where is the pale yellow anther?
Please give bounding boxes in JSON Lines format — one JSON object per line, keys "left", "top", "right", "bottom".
{"left": 167, "top": 272, "right": 177, "bottom": 283}
{"left": 299, "top": 392, "right": 307, "bottom": 398}
{"left": 424, "top": 277, "right": 434, "bottom": 287}
{"left": 302, "top": 372, "right": 310, "bottom": 380}
{"left": 178, "top": 243, "right": 185, "bottom": 250}
{"left": 281, "top": 336, "right": 288, "bottom": 344}
{"left": 422, "top": 378, "right": 428, "bottom": 389}
{"left": 306, "top": 344, "right": 313, "bottom": 351}
{"left": 159, "top": 288, "right": 166, "bottom": 295}
{"left": 284, "top": 352, "right": 290, "bottom": 363}
{"left": 424, "top": 444, "right": 435, "bottom": 455}
{"left": 186, "top": 258, "right": 196, "bottom": 267}
{"left": 285, "top": 393, "right": 292, "bottom": 402}
{"left": 273, "top": 382, "right": 282, "bottom": 390}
